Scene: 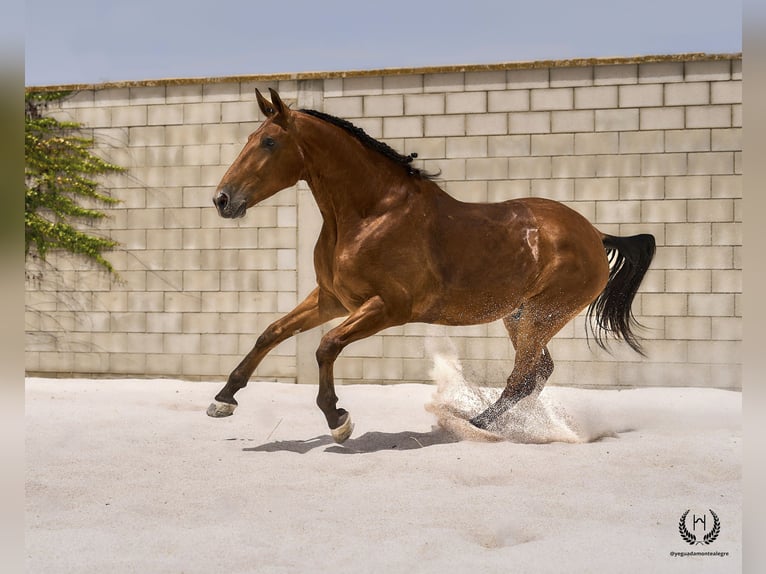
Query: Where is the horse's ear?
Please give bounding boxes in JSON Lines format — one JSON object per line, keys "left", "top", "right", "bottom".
{"left": 255, "top": 88, "right": 276, "bottom": 118}
{"left": 268, "top": 88, "right": 292, "bottom": 122}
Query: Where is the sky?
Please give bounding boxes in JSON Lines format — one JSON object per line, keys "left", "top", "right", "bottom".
{"left": 25, "top": 0, "right": 742, "bottom": 87}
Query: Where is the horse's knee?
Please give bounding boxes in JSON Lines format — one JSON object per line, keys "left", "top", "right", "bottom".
{"left": 256, "top": 328, "right": 280, "bottom": 349}
{"left": 315, "top": 336, "right": 341, "bottom": 366}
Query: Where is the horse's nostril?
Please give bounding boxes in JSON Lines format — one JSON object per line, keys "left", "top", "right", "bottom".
{"left": 213, "top": 192, "right": 229, "bottom": 210}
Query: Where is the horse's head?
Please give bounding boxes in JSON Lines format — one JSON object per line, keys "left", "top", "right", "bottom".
{"left": 213, "top": 89, "right": 304, "bottom": 219}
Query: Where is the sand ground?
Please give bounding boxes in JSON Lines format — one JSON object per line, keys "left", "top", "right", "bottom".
{"left": 26, "top": 370, "right": 741, "bottom": 573}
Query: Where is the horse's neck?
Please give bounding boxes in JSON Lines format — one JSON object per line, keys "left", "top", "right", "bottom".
{"left": 296, "top": 115, "right": 411, "bottom": 221}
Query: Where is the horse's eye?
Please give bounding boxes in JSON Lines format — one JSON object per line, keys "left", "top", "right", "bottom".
{"left": 262, "top": 137, "right": 276, "bottom": 149}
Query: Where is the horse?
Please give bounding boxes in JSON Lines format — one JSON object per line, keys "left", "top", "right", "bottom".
{"left": 206, "top": 88, "right": 656, "bottom": 443}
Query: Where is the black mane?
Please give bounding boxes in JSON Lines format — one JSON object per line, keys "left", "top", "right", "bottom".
{"left": 299, "top": 108, "right": 437, "bottom": 180}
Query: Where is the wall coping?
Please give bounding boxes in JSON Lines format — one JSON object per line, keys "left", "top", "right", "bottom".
{"left": 26, "top": 52, "right": 741, "bottom": 92}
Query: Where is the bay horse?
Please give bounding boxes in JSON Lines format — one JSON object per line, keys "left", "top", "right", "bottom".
{"left": 207, "top": 88, "right": 655, "bottom": 443}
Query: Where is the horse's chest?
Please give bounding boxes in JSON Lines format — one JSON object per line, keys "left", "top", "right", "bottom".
{"left": 314, "top": 221, "right": 415, "bottom": 305}
{"left": 313, "top": 229, "right": 363, "bottom": 294}
{"left": 327, "top": 244, "right": 381, "bottom": 297}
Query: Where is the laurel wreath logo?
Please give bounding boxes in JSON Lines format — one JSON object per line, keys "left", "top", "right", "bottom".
{"left": 678, "top": 509, "right": 721, "bottom": 545}
{"left": 703, "top": 510, "right": 721, "bottom": 544}
{"left": 678, "top": 510, "right": 696, "bottom": 545}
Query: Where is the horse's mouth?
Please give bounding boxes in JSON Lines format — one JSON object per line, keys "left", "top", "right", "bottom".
{"left": 229, "top": 202, "right": 248, "bottom": 219}
{"left": 216, "top": 201, "right": 248, "bottom": 219}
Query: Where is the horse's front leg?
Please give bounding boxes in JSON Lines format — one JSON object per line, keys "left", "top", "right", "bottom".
{"left": 207, "top": 287, "right": 345, "bottom": 418}
{"left": 315, "top": 295, "right": 404, "bottom": 443}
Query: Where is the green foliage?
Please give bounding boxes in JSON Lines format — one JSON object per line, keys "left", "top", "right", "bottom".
{"left": 25, "top": 91, "right": 123, "bottom": 273}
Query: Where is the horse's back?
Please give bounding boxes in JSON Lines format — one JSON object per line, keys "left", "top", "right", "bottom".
{"left": 505, "top": 196, "right": 599, "bottom": 234}
{"left": 434, "top": 193, "right": 604, "bottom": 262}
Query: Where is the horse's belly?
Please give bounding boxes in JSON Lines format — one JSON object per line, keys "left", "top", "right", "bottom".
{"left": 419, "top": 289, "right": 523, "bottom": 326}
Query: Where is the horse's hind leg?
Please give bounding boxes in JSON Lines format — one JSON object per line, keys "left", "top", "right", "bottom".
{"left": 207, "top": 287, "right": 345, "bottom": 417}
{"left": 469, "top": 304, "right": 570, "bottom": 430}
{"left": 503, "top": 312, "right": 554, "bottom": 398}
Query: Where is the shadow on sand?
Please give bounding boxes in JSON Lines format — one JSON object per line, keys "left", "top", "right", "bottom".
{"left": 244, "top": 427, "right": 459, "bottom": 454}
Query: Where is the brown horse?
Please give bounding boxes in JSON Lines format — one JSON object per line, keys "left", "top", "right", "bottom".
{"left": 207, "top": 88, "right": 655, "bottom": 443}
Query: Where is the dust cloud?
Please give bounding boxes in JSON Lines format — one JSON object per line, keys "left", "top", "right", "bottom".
{"left": 424, "top": 338, "right": 617, "bottom": 444}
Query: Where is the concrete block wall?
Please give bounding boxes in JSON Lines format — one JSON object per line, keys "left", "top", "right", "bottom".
{"left": 25, "top": 53, "right": 742, "bottom": 389}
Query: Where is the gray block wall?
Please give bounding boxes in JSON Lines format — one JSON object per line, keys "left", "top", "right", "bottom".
{"left": 25, "top": 53, "right": 742, "bottom": 389}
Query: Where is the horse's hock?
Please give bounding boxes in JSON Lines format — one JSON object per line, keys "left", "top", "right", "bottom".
{"left": 25, "top": 53, "right": 742, "bottom": 391}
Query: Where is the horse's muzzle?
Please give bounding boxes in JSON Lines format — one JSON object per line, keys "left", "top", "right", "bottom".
{"left": 213, "top": 190, "right": 247, "bottom": 219}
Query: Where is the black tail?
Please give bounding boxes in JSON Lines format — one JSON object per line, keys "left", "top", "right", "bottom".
{"left": 586, "top": 233, "right": 656, "bottom": 356}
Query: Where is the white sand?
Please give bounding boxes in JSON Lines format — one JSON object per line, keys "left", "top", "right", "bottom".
{"left": 26, "top": 362, "right": 741, "bottom": 573}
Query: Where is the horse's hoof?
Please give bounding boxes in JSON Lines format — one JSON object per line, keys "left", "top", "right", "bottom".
{"left": 331, "top": 413, "right": 354, "bottom": 444}
{"left": 207, "top": 400, "right": 237, "bottom": 418}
